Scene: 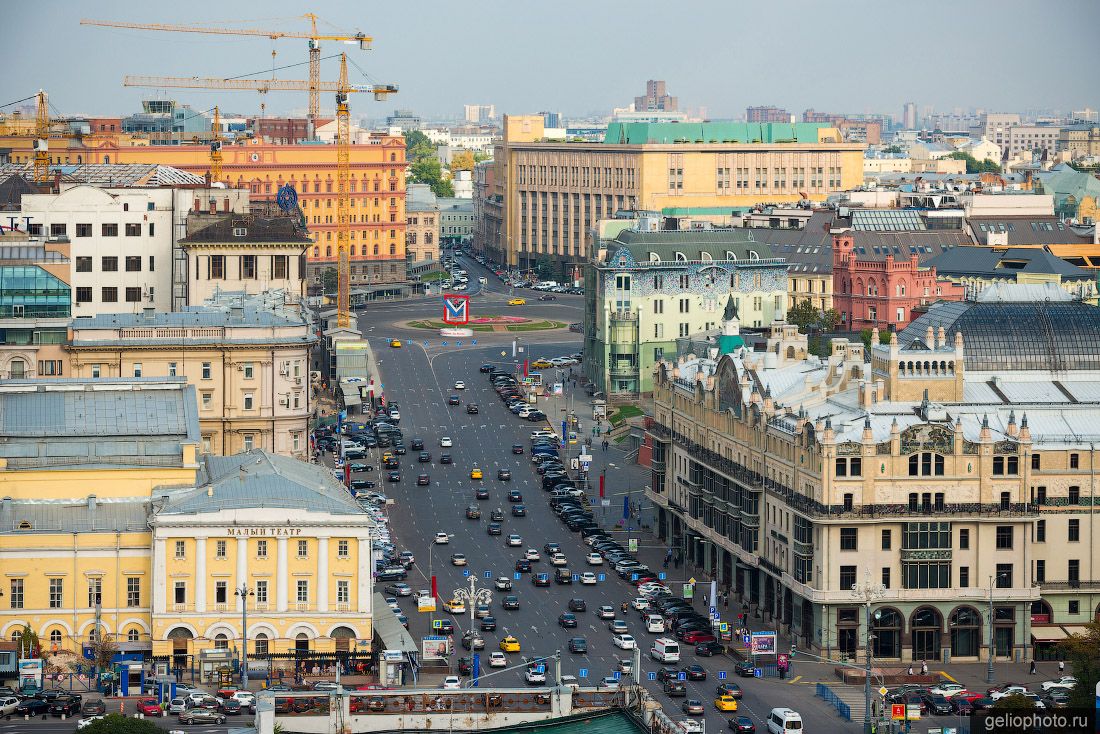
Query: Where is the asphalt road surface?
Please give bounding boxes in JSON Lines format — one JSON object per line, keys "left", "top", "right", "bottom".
{"left": 0, "top": 714, "right": 237, "bottom": 733}
{"left": 356, "top": 290, "right": 862, "bottom": 734}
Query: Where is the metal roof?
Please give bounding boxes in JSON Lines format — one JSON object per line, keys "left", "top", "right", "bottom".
{"left": 0, "top": 497, "right": 150, "bottom": 535}
{"left": 180, "top": 213, "right": 311, "bottom": 244}
{"left": 926, "top": 246, "right": 1093, "bottom": 280}
{"left": 604, "top": 122, "right": 829, "bottom": 145}
{"left": 0, "top": 163, "right": 204, "bottom": 187}
{"left": 606, "top": 228, "right": 773, "bottom": 263}
{"left": 967, "top": 216, "right": 1093, "bottom": 245}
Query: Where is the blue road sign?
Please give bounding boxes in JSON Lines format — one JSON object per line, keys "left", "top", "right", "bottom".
{"left": 658, "top": 572, "right": 667, "bottom": 580}
{"left": 754, "top": 668, "right": 762, "bottom": 678}
{"left": 456, "top": 341, "right": 463, "bottom": 346}
{"left": 712, "top": 612, "right": 720, "bottom": 621}
{"left": 631, "top": 574, "right": 638, "bottom": 581}
{"left": 743, "top": 635, "right": 751, "bottom": 645}
{"left": 578, "top": 668, "right": 588, "bottom": 678}
{"left": 484, "top": 571, "right": 492, "bottom": 579}
{"left": 710, "top": 606, "right": 717, "bottom": 614}
{"left": 678, "top": 672, "right": 687, "bottom": 681}
{"left": 647, "top": 671, "right": 657, "bottom": 681}
{"left": 462, "top": 569, "right": 470, "bottom": 577}
{"left": 535, "top": 665, "right": 545, "bottom": 674}
{"left": 717, "top": 671, "right": 727, "bottom": 680}
{"left": 514, "top": 572, "right": 521, "bottom": 580}
{"left": 471, "top": 340, "right": 477, "bottom": 345}
{"left": 572, "top": 574, "right": 579, "bottom": 582}
{"left": 613, "top": 671, "right": 621, "bottom": 681}
{"left": 597, "top": 573, "right": 606, "bottom": 582}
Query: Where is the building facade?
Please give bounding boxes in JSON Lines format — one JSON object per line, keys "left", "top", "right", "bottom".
{"left": 635, "top": 81, "right": 677, "bottom": 112}
{"left": 648, "top": 291, "right": 1100, "bottom": 663}
{"left": 438, "top": 197, "right": 474, "bottom": 246}
{"left": 583, "top": 226, "right": 787, "bottom": 397}
{"left": 1059, "top": 126, "right": 1100, "bottom": 160}
{"left": 0, "top": 379, "right": 377, "bottom": 676}
{"left": 405, "top": 184, "right": 440, "bottom": 266}
{"left": 0, "top": 235, "right": 70, "bottom": 380}
{"left": 485, "top": 116, "right": 863, "bottom": 275}
{"left": 747, "top": 106, "right": 792, "bottom": 123}
{"left": 68, "top": 295, "right": 315, "bottom": 459}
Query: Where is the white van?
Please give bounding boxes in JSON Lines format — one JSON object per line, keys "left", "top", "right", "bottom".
{"left": 766, "top": 708, "right": 803, "bottom": 733}
{"left": 646, "top": 615, "right": 666, "bottom": 633}
{"left": 649, "top": 637, "right": 680, "bottom": 663}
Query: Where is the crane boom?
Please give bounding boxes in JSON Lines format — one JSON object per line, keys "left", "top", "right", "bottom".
{"left": 122, "top": 75, "right": 397, "bottom": 98}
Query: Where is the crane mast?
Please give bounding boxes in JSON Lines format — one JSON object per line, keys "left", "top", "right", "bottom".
{"left": 335, "top": 55, "right": 352, "bottom": 328}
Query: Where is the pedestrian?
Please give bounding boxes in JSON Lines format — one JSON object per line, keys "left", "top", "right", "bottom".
{"left": 1059, "top": 660, "right": 1065, "bottom": 674}
{"left": 920, "top": 660, "right": 927, "bottom": 676}
{"left": 663, "top": 557, "right": 669, "bottom": 569}
{"left": 724, "top": 594, "right": 729, "bottom": 610}
{"left": 1029, "top": 659, "right": 1037, "bottom": 675}
{"left": 907, "top": 664, "right": 913, "bottom": 676}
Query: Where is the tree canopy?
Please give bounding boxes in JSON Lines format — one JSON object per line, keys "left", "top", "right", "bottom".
{"left": 449, "top": 150, "right": 476, "bottom": 173}
{"left": 946, "top": 151, "right": 1001, "bottom": 174}
{"left": 410, "top": 157, "right": 454, "bottom": 198}
{"left": 322, "top": 267, "right": 338, "bottom": 294}
{"left": 786, "top": 299, "right": 842, "bottom": 335}
{"left": 1060, "top": 619, "right": 1100, "bottom": 708}
{"left": 79, "top": 715, "right": 162, "bottom": 734}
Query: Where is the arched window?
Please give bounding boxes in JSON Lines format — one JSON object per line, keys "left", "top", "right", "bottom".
{"left": 700, "top": 252, "right": 712, "bottom": 262}
{"left": 128, "top": 629, "right": 140, "bottom": 642}
{"left": 675, "top": 252, "right": 686, "bottom": 262}
{"left": 872, "top": 608, "right": 902, "bottom": 659}
{"left": 295, "top": 632, "right": 310, "bottom": 652}
{"left": 950, "top": 606, "right": 981, "bottom": 657}
{"left": 214, "top": 633, "right": 228, "bottom": 650}
{"left": 748, "top": 250, "right": 760, "bottom": 260}
{"left": 326, "top": 245, "right": 332, "bottom": 257}
{"left": 726, "top": 251, "right": 737, "bottom": 261}
{"left": 254, "top": 633, "right": 269, "bottom": 656}
{"left": 910, "top": 607, "right": 942, "bottom": 661}
{"left": 49, "top": 630, "right": 62, "bottom": 644}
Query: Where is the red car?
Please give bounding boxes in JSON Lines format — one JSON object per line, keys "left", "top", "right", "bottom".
{"left": 681, "top": 631, "right": 717, "bottom": 645}
{"left": 136, "top": 698, "right": 161, "bottom": 716}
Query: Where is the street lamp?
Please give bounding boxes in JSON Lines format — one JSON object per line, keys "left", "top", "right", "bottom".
{"left": 987, "top": 571, "right": 1009, "bottom": 684}
{"left": 851, "top": 570, "right": 886, "bottom": 734}
{"left": 452, "top": 576, "right": 492, "bottom": 671}
{"left": 234, "top": 584, "right": 254, "bottom": 690}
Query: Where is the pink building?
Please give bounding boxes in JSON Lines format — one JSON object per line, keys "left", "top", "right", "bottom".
{"left": 832, "top": 232, "right": 964, "bottom": 331}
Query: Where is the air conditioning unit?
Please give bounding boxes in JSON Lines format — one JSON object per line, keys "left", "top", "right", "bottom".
{"left": 293, "top": 376, "right": 303, "bottom": 385}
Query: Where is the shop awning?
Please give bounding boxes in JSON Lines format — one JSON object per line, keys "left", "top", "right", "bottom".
{"left": 1059, "top": 625, "right": 1092, "bottom": 638}
{"left": 372, "top": 592, "right": 418, "bottom": 655}
{"left": 1032, "top": 627, "right": 1069, "bottom": 642}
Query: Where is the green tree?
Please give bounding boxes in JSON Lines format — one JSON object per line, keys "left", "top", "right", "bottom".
{"left": 322, "top": 267, "right": 338, "bottom": 294}
{"left": 409, "top": 157, "right": 454, "bottom": 198}
{"left": 946, "top": 151, "right": 1002, "bottom": 174}
{"left": 91, "top": 632, "right": 117, "bottom": 673}
{"left": 859, "top": 328, "right": 892, "bottom": 350}
{"left": 14, "top": 624, "right": 40, "bottom": 657}
{"left": 882, "top": 145, "right": 903, "bottom": 154}
{"left": 448, "top": 150, "right": 476, "bottom": 173}
{"left": 403, "top": 130, "right": 434, "bottom": 162}
{"left": 819, "top": 308, "right": 842, "bottom": 333}
{"left": 786, "top": 299, "right": 821, "bottom": 332}
{"left": 1060, "top": 619, "right": 1100, "bottom": 708}
{"left": 78, "top": 714, "right": 161, "bottom": 734}
{"left": 991, "top": 693, "right": 1036, "bottom": 711}
{"left": 473, "top": 152, "right": 492, "bottom": 163}
{"left": 534, "top": 255, "right": 554, "bottom": 280}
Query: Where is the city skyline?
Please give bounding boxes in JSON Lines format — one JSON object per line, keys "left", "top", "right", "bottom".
{"left": 5, "top": 0, "right": 1098, "bottom": 122}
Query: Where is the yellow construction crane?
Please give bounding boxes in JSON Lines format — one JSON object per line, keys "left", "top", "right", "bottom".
{"left": 209, "top": 106, "right": 223, "bottom": 183}
{"left": 124, "top": 55, "right": 397, "bottom": 328}
{"left": 81, "top": 14, "right": 371, "bottom": 127}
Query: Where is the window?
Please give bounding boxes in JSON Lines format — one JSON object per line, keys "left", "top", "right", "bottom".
{"left": 9, "top": 579, "right": 23, "bottom": 609}
{"left": 101, "top": 287, "right": 118, "bottom": 302}
{"left": 1068, "top": 518, "right": 1080, "bottom": 542}
{"left": 255, "top": 580, "right": 268, "bottom": 604}
{"left": 907, "top": 452, "right": 944, "bottom": 476}
{"left": 243, "top": 434, "right": 254, "bottom": 450}
{"left": 679, "top": 298, "right": 690, "bottom": 313}
{"left": 174, "top": 582, "right": 186, "bottom": 605}
{"left": 256, "top": 539, "right": 268, "bottom": 558}
{"left": 76, "top": 287, "right": 92, "bottom": 304}
{"left": 243, "top": 363, "right": 254, "bottom": 379}
{"left": 102, "top": 256, "right": 118, "bottom": 272}
{"left": 840, "top": 528, "right": 857, "bottom": 551}
{"left": 76, "top": 223, "right": 92, "bottom": 238}
{"left": 127, "top": 577, "right": 140, "bottom": 607}
{"left": 850, "top": 458, "right": 862, "bottom": 477}
{"left": 835, "top": 458, "right": 847, "bottom": 477}
{"left": 881, "top": 529, "right": 891, "bottom": 550}
{"left": 992, "top": 455, "right": 1019, "bottom": 475}
{"left": 296, "top": 580, "right": 309, "bottom": 603}
{"left": 49, "top": 578, "right": 63, "bottom": 608}
{"left": 125, "top": 256, "right": 141, "bottom": 271}
{"left": 215, "top": 540, "right": 227, "bottom": 558}
{"left": 1068, "top": 486, "right": 1080, "bottom": 504}
{"left": 338, "top": 540, "right": 349, "bottom": 558}
{"left": 995, "top": 526, "right": 1013, "bottom": 549}
{"left": 653, "top": 299, "right": 664, "bottom": 314}
{"left": 210, "top": 255, "right": 225, "bottom": 279}
{"left": 174, "top": 540, "right": 186, "bottom": 559}
{"left": 881, "top": 567, "right": 890, "bottom": 589}
{"left": 1031, "top": 454, "right": 1041, "bottom": 470}
{"left": 1070, "top": 453, "right": 1079, "bottom": 469}
{"left": 49, "top": 629, "right": 62, "bottom": 644}
{"left": 298, "top": 539, "right": 308, "bottom": 558}
{"left": 101, "top": 223, "right": 118, "bottom": 237}
{"left": 90, "top": 364, "right": 101, "bottom": 378}
{"left": 201, "top": 392, "right": 212, "bottom": 410}
{"left": 125, "top": 287, "right": 141, "bottom": 303}
{"left": 1034, "top": 560, "right": 1045, "bottom": 583}
{"left": 127, "top": 629, "right": 140, "bottom": 642}
{"left": 958, "top": 566, "right": 970, "bottom": 588}
{"left": 132, "top": 363, "right": 142, "bottom": 378}
{"left": 274, "top": 255, "right": 289, "bottom": 279}
{"left": 839, "top": 566, "right": 857, "bottom": 590}
{"left": 215, "top": 581, "right": 227, "bottom": 605}
{"left": 1068, "top": 600, "right": 1080, "bottom": 614}
{"left": 87, "top": 578, "right": 102, "bottom": 607}
{"left": 1036, "top": 519, "right": 1046, "bottom": 542}
{"left": 201, "top": 362, "right": 212, "bottom": 380}
{"left": 995, "top": 564, "right": 1012, "bottom": 588}
{"left": 243, "top": 393, "right": 254, "bottom": 410}
{"left": 958, "top": 528, "right": 969, "bottom": 549}
{"left": 337, "top": 581, "right": 350, "bottom": 604}
{"left": 241, "top": 255, "right": 257, "bottom": 279}
{"left": 166, "top": 362, "right": 178, "bottom": 377}
{"left": 76, "top": 256, "right": 92, "bottom": 272}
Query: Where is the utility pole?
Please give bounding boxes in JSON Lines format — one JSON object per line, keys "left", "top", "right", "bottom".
{"left": 987, "top": 572, "right": 1007, "bottom": 684}
{"left": 235, "top": 584, "right": 254, "bottom": 690}
{"left": 851, "top": 570, "right": 886, "bottom": 734}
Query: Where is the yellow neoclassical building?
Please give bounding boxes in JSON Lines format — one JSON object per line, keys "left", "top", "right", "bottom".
{"left": 0, "top": 378, "right": 377, "bottom": 683}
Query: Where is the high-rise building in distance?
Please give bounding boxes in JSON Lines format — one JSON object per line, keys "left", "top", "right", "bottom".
{"left": 634, "top": 80, "right": 677, "bottom": 112}
{"left": 903, "top": 101, "right": 918, "bottom": 129}
{"left": 464, "top": 104, "right": 496, "bottom": 124}
{"left": 747, "top": 106, "right": 792, "bottom": 123}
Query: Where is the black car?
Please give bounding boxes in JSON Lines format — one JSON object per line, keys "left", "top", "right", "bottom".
{"left": 568, "top": 637, "right": 587, "bottom": 653}
{"left": 350, "top": 479, "right": 376, "bottom": 490}
{"left": 487, "top": 522, "right": 502, "bottom": 535}
{"left": 387, "top": 471, "right": 401, "bottom": 482}
{"left": 508, "top": 490, "right": 523, "bottom": 502}
{"left": 448, "top": 395, "right": 461, "bottom": 405}
{"left": 921, "top": 693, "right": 952, "bottom": 715}
{"left": 375, "top": 568, "right": 407, "bottom": 581}
{"left": 502, "top": 595, "right": 521, "bottom": 609}
{"left": 663, "top": 679, "right": 687, "bottom": 697}
{"left": 512, "top": 444, "right": 524, "bottom": 454}
{"left": 568, "top": 598, "right": 587, "bottom": 612}
{"left": 467, "top": 403, "right": 479, "bottom": 414}
{"left": 440, "top": 453, "right": 453, "bottom": 464}
{"left": 466, "top": 505, "right": 482, "bottom": 519}
{"left": 81, "top": 699, "right": 107, "bottom": 716}
{"left": 527, "top": 411, "right": 547, "bottom": 421}
{"left": 514, "top": 559, "right": 531, "bottom": 572}
{"left": 480, "top": 364, "right": 494, "bottom": 373}
{"left": 418, "top": 451, "right": 432, "bottom": 462}
{"left": 715, "top": 683, "right": 743, "bottom": 699}
{"left": 490, "top": 509, "right": 505, "bottom": 521}
{"left": 497, "top": 469, "right": 512, "bottom": 481}
{"left": 538, "top": 294, "right": 557, "bottom": 301}
{"left": 393, "top": 445, "right": 407, "bottom": 455}
{"left": 681, "top": 664, "right": 707, "bottom": 681}
{"left": 558, "top": 613, "right": 578, "bottom": 628}
{"left": 416, "top": 474, "right": 430, "bottom": 485}
{"left": 458, "top": 657, "right": 473, "bottom": 675}
{"left": 656, "top": 667, "right": 680, "bottom": 683}
{"left": 476, "top": 488, "right": 491, "bottom": 499}
{"left": 695, "top": 641, "right": 725, "bottom": 656}
{"left": 729, "top": 716, "right": 756, "bottom": 733}
{"left": 437, "top": 619, "right": 454, "bottom": 634}
{"left": 50, "top": 696, "right": 81, "bottom": 717}
{"left": 481, "top": 616, "right": 498, "bottom": 631}
{"left": 220, "top": 698, "right": 243, "bottom": 714}
{"left": 15, "top": 699, "right": 49, "bottom": 716}
{"left": 410, "top": 437, "right": 425, "bottom": 450}
{"left": 512, "top": 504, "right": 527, "bottom": 516}
{"left": 734, "top": 661, "right": 756, "bottom": 677}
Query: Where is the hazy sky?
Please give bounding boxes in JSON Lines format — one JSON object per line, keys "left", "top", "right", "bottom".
{"left": 5, "top": 0, "right": 1098, "bottom": 122}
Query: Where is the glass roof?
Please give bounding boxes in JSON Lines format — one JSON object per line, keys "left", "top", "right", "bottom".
{"left": 851, "top": 209, "right": 927, "bottom": 232}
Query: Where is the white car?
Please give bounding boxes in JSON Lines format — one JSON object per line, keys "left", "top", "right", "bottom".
{"left": 0, "top": 697, "right": 20, "bottom": 716}
{"left": 580, "top": 572, "right": 597, "bottom": 585}
{"left": 388, "top": 409, "right": 401, "bottom": 420}
{"left": 524, "top": 549, "right": 540, "bottom": 561}
{"left": 929, "top": 682, "right": 967, "bottom": 697}
{"left": 434, "top": 532, "right": 451, "bottom": 544}
{"left": 524, "top": 667, "right": 546, "bottom": 684}
{"left": 442, "top": 675, "right": 461, "bottom": 689}
{"left": 531, "top": 430, "right": 556, "bottom": 440}
{"left": 451, "top": 553, "right": 467, "bottom": 566}
{"left": 506, "top": 534, "right": 523, "bottom": 547}
{"left": 586, "top": 553, "right": 603, "bottom": 565}
{"left": 645, "top": 615, "right": 666, "bottom": 633}
{"left": 678, "top": 720, "right": 704, "bottom": 733}
{"left": 600, "top": 676, "right": 620, "bottom": 690}
{"left": 495, "top": 576, "right": 513, "bottom": 590}
{"left": 517, "top": 408, "right": 532, "bottom": 418}
{"left": 454, "top": 381, "right": 466, "bottom": 390}
{"left": 631, "top": 597, "right": 650, "bottom": 611}
{"left": 990, "top": 684, "right": 1030, "bottom": 700}
{"left": 76, "top": 718, "right": 105, "bottom": 731}
{"left": 488, "top": 651, "right": 507, "bottom": 667}
{"left": 550, "top": 553, "right": 568, "bottom": 566}
{"left": 1041, "top": 676, "right": 1077, "bottom": 691}
{"left": 440, "top": 436, "right": 453, "bottom": 447}
{"left": 613, "top": 633, "right": 636, "bottom": 649}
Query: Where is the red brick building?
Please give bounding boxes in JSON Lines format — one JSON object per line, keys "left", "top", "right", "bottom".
{"left": 832, "top": 232, "right": 964, "bottom": 331}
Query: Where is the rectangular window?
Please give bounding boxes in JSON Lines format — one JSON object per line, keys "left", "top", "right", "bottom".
{"left": 296, "top": 580, "right": 309, "bottom": 603}
{"left": 201, "top": 362, "right": 212, "bottom": 380}
{"left": 337, "top": 581, "right": 350, "bottom": 604}
{"left": 881, "top": 567, "right": 890, "bottom": 589}
{"left": 126, "top": 577, "right": 141, "bottom": 607}
{"left": 835, "top": 458, "right": 847, "bottom": 477}
{"left": 75, "top": 256, "right": 92, "bottom": 272}
{"left": 244, "top": 435, "right": 254, "bottom": 450}
{"left": 995, "top": 526, "right": 1013, "bottom": 549}
{"left": 273, "top": 255, "right": 289, "bottom": 279}
{"left": 101, "top": 287, "right": 117, "bottom": 303}
{"left": 90, "top": 364, "right": 101, "bottom": 378}
{"left": 255, "top": 580, "right": 268, "bottom": 604}
{"left": 215, "top": 540, "right": 227, "bottom": 558}
{"left": 132, "top": 363, "right": 142, "bottom": 378}
{"left": 839, "top": 566, "right": 857, "bottom": 590}
{"left": 125, "top": 256, "right": 141, "bottom": 272}
{"left": 210, "top": 255, "right": 225, "bottom": 279}
{"left": 1031, "top": 454, "right": 1041, "bottom": 470}
{"left": 1034, "top": 560, "right": 1045, "bottom": 583}
{"left": 256, "top": 539, "right": 268, "bottom": 558}
{"left": 125, "top": 223, "right": 141, "bottom": 237}
{"left": 102, "top": 223, "right": 118, "bottom": 237}
{"left": 88, "top": 578, "right": 102, "bottom": 607}
{"left": 995, "top": 564, "right": 1012, "bottom": 588}
{"left": 201, "top": 392, "right": 212, "bottom": 410}
{"left": 174, "top": 582, "right": 185, "bottom": 605}
{"left": 1070, "top": 453, "right": 1079, "bottom": 469}
{"left": 959, "top": 566, "right": 970, "bottom": 588}
{"left": 215, "top": 581, "right": 227, "bottom": 605}
{"left": 1068, "top": 486, "right": 1080, "bottom": 504}
{"left": 243, "top": 393, "right": 254, "bottom": 410}
{"left": 76, "top": 287, "right": 92, "bottom": 304}
{"left": 298, "top": 539, "right": 308, "bottom": 558}
{"left": 338, "top": 540, "right": 349, "bottom": 558}
{"left": 1068, "top": 518, "right": 1080, "bottom": 542}
{"left": 9, "top": 579, "right": 23, "bottom": 609}
{"left": 125, "top": 287, "right": 141, "bottom": 303}
{"left": 958, "top": 528, "right": 969, "bottom": 549}
{"left": 679, "top": 298, "right": 690, "bottom": 313}
{"left": 49, "top": 578, "right": 64, "bottom": 608}
{"left": 174, "top": 540, "right": 185, "bottom": 558}
{"left": 653, "top": 299, "right": 664, "bottom": 314}
{"left": 243, "top": 363, "right": 254, "bottom": 379}
{"left": 839, "top": 528, "right": 857, "bottom": 551}
{"left": 881, "top": 529, "right": 891, "bottom": 550}
{"left": 1068, "top": 600, "right": 1079, "bottom": 614}
{"left": 1036, "top": 519, "right": 1046, "bottom": 542}
{"left": 76, "top": 223, "right": 92, "bottom": 237}
{"left": 241, "top": 255, "right": 257, "bottom": 279}
{"left": 102, "top": 256, "right": 118, "bottom": 272}
{"left": 850, "top": 458, "right": 862, "bottom": 477}
{"left": 167, "top": 362, "right": 177, "bottom": 377}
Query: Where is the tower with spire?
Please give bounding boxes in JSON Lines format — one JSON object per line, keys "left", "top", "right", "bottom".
{"left": 718, "top": 294, "right": 744, "bottom": 355}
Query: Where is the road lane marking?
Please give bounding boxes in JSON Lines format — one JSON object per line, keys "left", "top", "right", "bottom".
{"left": 788, "top": 675, "right": 802, "bottom": 684}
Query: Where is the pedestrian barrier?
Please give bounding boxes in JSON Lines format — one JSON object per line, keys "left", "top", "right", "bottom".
{"left": 815, "top": 683, "right": 851, "bottom": 721}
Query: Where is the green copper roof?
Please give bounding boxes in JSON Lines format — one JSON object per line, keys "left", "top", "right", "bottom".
{"left": 604, "top": 122, "right": 829, "bottom": 145}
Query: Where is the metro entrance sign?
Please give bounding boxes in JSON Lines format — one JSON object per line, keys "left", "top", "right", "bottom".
{"left": 442, "top": 294, "right": 469, "bottom": 325}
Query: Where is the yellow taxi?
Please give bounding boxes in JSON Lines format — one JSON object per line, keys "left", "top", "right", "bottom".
{"left": 470, "top": 468, "right": 484, "bottom": 480}
{"left": 442, "top": 598, "right": 466, "bottom": 614}
{"left": 389, "top": 339, "right": 402, "bottom": 348}
{"left": 508, "top": 298, "right": 526, "bottom": 306}
{"left": 499, "top": 635, "right": 521, "bottom": 653}
{"left": 714, "top": 695, "right": 738, "bottom": 712}
{"left": 381, "top": 452, "right": 395, "bottom": 463}
{"left": 531, "top": 359, "right": 553, "bottom": 369}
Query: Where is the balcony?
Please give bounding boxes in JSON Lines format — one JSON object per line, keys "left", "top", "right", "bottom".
{"left": 781, "top": 575, "right": 1041, "bottom": 605}
{"left": 610, "top": 363, "right": 638, "bottom": 378}
{"left": 609, "top": 310, "right": 637, "bottom": 322}
{"left": 1040, "top": 580, "right": 1100, "bottom": 591}
{"left": 793, "top": 540, "right": 814, "bottom": 557}
{"left": 900, "top": 548, "right": 952, "bottom": 561}
{"left": 740, "top": 512, "right": 759, "bottom": 529}
{"left": 768, "top": 481, "right": 1039, "bottom": 520}
{"left": 336, "top": 602, "right": 351, "bottom": 612}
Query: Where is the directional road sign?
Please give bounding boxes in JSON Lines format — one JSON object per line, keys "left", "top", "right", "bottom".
{"left": 717, "top": 671, "right": 727, "bottom": 680}
{"left": 578, "top": 668, "right": 588, "bottom": 678}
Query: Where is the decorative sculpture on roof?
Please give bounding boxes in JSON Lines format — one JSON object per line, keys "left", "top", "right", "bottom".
{"left": 723, "top": 294, "right": 738, "bottom": 322}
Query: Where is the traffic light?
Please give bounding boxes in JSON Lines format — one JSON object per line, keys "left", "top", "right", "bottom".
{"left": 790, "top": 644, "right": 797, "bottom": 658}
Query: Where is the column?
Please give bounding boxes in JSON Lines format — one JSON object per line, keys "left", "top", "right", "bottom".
{"left": 276, "top": 537, "right": 288, "bottom": 612}
{"left": 153, "top": 538, "right": 166, "bottom": 615}
{"left": 317, "top": 535, "right": 330, "bottom": 613}
{"left": 195, "top": 537, "right": 207, "bottom": 613}
{"left": 357, "top": 537, "right": 372, "bottom": 614}
{"left": 236, "top": 537, "right": 248, "bottom": 612}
